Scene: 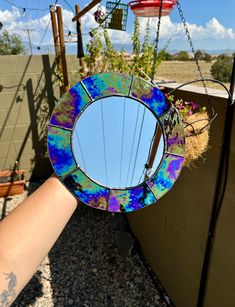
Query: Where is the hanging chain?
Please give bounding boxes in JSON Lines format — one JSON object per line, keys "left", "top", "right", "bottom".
{"left": 151, "top": 0, "right": 163, "bottom": 83}
{"left": 176, "top": 0, "right": 217, "bottom": 122}
{"left": 176, "top": 0, "right": 208, "bottom": 93}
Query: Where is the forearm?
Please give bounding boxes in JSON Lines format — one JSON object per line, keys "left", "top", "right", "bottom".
{"left": 0, "top": 175, "right": 78, "bottom": 305}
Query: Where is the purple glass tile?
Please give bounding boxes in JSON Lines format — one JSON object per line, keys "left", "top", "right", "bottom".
{"left": 146, "top": 153, "right": 184, "bottom": 200}
{"left": 50, "top": 83, "right": 91, "bottom": 129}
{"left": 48, "top": 125, "right": 76, "bottom": 177}
{"left": 130, "top": 76, "right": 171, "bottom": 116}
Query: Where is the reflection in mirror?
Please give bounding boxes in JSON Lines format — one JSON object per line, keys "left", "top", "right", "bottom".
{"left": 72, "top": 96, "right": 164, "bottom": 188}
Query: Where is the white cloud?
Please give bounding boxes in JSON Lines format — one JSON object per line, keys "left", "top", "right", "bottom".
{"left": 0, "top": 6, "right": 20, "bottom": 24}
{"left": 0, "top": 5, "right": 235, "bottom": 51}
{"left": 137, "top": 16, "right": 235, "bottom": 49}
{"left": 138, "top": 16, "right": 235, "bottom": 41}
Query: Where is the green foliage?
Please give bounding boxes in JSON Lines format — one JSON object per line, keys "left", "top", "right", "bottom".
{"left": 176, "top": 51, "right": 189, "bottom": 61}
{"left": 203, "top": 53, "right": 212, "bottom": 62}
{"left": 195, "top": 49, "right": 212, "bottom": 62}
{"left": 115, "top": 48, "right": 129, "bottom": 73}
{"left": 211, "top": 54, "right": 233, "bottom": 82}
{"left": 84, "top": 20, "right": 172, "bottom": 79}
{"left": 103, "top": 29, "right": 129, "bottom": 73}
{"left": 194, "top": 49, "right": 204, "bottom": 61}
{"left": 85, "top": 30, "right": 103, "bottom": 74}
{"left": 103, "top": 28, "right": 118, "bottom": 71}
{"left": 168, "top": 95, "right": 206, "bottom": 120}
{"left": 0, "top": 31, "right": 26, "bottom": 55}
{"left": 139, "top": 19, "right": 153, "bottom": 77}
{"left": 158, "top": 49, "right": 172, "bottom": 61}
{"left": 131, "top": 17, "right": 141, "bottom": 72}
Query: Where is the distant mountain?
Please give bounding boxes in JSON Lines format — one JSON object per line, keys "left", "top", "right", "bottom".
{"left": 23, "top": 40, "right": 235, "bottom": 56}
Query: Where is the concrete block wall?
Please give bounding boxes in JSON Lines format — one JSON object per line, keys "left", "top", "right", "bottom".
{"left": 128, "top": 87, "right": 235, "bottom": 307}
{"left": 0, "top": 54, "right": 82, "bottom": 180}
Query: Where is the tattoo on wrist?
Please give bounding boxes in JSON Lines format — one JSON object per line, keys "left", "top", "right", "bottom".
{"left": 0, "top": 272, "right": 17, "bottom": 306}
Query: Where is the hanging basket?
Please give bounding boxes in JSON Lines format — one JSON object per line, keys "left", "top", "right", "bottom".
{"left": 105, "top": 1, "right": 129, "bottom": 31}
{"left": 184, "top": 112, "right": 210, "bottom": 167}
{"left": 128, "top": 0, "right": 176, "bottom": 17}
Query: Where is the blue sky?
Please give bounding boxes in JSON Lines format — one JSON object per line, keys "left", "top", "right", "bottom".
{"left": 1, "top": 0, "right": 235, "bottom": 53}
{"left": 72, "top": 97, "right": 164, "bottom": 188}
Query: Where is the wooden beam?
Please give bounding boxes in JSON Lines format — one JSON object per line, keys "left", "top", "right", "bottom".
{"left": 50, "top": 5, "right": 59, "bottom": 50}
{"left": 50, "top": 5, "right": 64, "bottom": 96}
{"left": 75, "top": 4, "right": 85, "bottom": 59}
{"left": 72, "top": 0, "right": 100, "bottom": 22}
{"left": 75, "top": 4, "right": 85, "bottom": 77}
{"left": 56, "top": 5, "right": 69, "bottom": 93}
{"left": 145, "top": 125, "right": 162, "bottom": 179}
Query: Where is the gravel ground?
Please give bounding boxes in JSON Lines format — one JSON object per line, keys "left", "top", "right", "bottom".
{"left": 0, "top": 181, "right": 171, "bottom": 307}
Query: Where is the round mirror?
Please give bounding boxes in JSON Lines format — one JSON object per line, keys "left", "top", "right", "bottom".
{"left": 72, "top": 96, "right": 164, "bottom": 189}
{"left": 48, "top": 73, "right": 185, "bottom": 213}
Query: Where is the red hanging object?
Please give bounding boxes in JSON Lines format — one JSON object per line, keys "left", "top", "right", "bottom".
{"left": 128, "top": 0, "right": 176, "bottom": 17}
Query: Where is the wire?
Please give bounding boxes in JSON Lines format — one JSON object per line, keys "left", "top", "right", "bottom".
{"left": 37, "top": 0, "right": 59, "bottom": 49}
{"left": 4, "top": 0, "right": 49, "bottom": 11}
{"left": 168, "top": 78, "right": 234, "bottom": 137}
{"left": 62, "top": 0, "right": 75, "bottom": 13}
{"left": 125, "top": 103, "right": 141, "bottom": 186}
{"left": 74, "top": 131, "right": 87, "bottom": 173}
{"left": 168, "top": 78, "right": 233, "bottom": 104}
{"left": 37, "top": 17, "right": 51, "bottom": 48}
{"left": 130, "top": 107, "right": 146, "bottom": 186}
{"left": 151, "top": 0, "right": 163, "bottom": 83}
{"left": 100, "top": 100, "right": 108, "bottom": 186}
{"left": 119, "top": 98, "right": 126, "bottom": 187}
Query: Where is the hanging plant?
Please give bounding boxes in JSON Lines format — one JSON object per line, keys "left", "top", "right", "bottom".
{"left": 167, "top": 95, "right": 210, "bottom": 167}
{"left": 85, "top": 30, "right": 103, "bottom": 75}
{"left": 131, "top": 16, "right": 141, "bottom": 73}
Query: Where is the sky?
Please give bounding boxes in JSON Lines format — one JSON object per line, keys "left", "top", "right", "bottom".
{"left": 0, "top": 0, "right": 235, "bottom": 54}
{"left": 72, "top": 97, "right": 164, "bottom": 188}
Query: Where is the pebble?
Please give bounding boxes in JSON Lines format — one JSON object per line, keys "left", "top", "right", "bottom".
{"left": 0, "top": 181, "right": 170, "bottom": 307}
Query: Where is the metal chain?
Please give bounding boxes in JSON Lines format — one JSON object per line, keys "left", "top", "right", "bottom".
{"left": 176, "top": 0, "right": 208, "bottom": 93}
{"left": 176, "top": 0, "right": 217, "bottom": 121}
{"left": 151, "top": 0, "right": 163, "bottom": 83}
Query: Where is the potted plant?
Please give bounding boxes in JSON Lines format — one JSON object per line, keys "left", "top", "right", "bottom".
{"left": 168, "top": 95, "right": 210, "bottom": 167}
{"left": 0, "top": 161, "right": 25, "bottom": 198}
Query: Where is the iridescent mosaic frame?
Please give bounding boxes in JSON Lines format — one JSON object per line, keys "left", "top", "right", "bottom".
{"left": 48, "top": 73, "right": 185, "bottom": 213}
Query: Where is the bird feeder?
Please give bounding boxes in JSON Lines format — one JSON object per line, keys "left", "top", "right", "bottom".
{"left": 128, "top": 0, "right": 176, "bottom": 17}
{"left": 105, "top": 1, "right": 129, "bottom": 31}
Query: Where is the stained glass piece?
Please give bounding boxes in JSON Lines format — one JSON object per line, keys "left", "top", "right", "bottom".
{"left": 108, "top": 184, "right": 157, "bottom": 213}
{"left": 48, "top": 73, "right": 185, "bottom": 213}
{"left": 47, "top": 126, "right": 76, "bottom": 177}
{"left": 146, "top": 153, "right": 184, "bottom": 200}
{"left": 130, "top": 76, "right": 171, "bottom": 116}
{"left": 160, "top": 107, "right": 185, "bottom": 156}
{"left": 82, "top": 73, "right": 132, "bottom": 100}
{"left": 62, "top": 169, "right": 110, "bottom": 210}
{"left": 50, "top": 83, "right": 91, "bottom": 129}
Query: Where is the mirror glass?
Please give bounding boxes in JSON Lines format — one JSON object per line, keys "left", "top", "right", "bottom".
{"left": 72, "top": 96, "right": 164, "bottom": 188}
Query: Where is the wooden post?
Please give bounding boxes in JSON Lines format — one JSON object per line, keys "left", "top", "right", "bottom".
{"left": 75, "top": 4, "right": 84, "bottom": 59}
{"left": 50, "top": 5, "right": 59, "bottom": 50}
{"left": 72, "top": 0, "right": 100, "bottom": 21}
{"left": 145, "top": 125, "right": 162, "bottom": 179}
{"left": 56, "top": 5, "right": 69, "bottom": 93}
{"left": 50, "top": 5, "right": 64, "bottom": 96}
{"left": 75, "top": 4, "right": 85, "bottom": 78}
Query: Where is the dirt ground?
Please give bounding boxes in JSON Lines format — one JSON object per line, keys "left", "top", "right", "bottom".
{"left": 157, "top": 60, "right": 230, "bottom": 91}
